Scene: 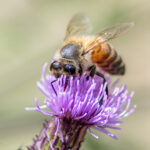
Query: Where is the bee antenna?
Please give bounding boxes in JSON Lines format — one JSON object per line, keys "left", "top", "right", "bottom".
{"left": 51, "top": 79, "right": 58, "bottom": 96}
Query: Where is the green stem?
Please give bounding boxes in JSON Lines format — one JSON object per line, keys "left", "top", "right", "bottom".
{"left": 28, "top": 117, "right": 88, "bottom": 150}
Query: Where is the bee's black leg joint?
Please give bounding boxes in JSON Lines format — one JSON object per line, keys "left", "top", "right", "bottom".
{"left": 87, "top": 65, "right": 96, "bottom": 80}
{"left": 96, "top": 72, "right": 108, "bottom": 95}
{"left": 51, "top": 79, "right": 57, "bottom": 96}
{"left": 64, "top": 77, "right": 69, "bottom": 91}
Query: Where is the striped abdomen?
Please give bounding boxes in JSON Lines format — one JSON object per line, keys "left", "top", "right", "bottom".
{"left": 91, "top": 42, "right": 125, "bottom": 75}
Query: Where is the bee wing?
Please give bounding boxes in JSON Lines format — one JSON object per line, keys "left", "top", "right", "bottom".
{"left": 64, "top": 13, "right": 92, "bottom": 40}
{"left": 82, "top": 22, "right": 134, "bottom": 55}
{"left": 97, "top": 22, "right": 134, "bottom": 41}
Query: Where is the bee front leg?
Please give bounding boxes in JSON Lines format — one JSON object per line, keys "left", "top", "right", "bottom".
{"left": 51, "top": 79, "right": 58, "bottom": 96}
{"left": 64, "top": 76, "right": 69, "bottom": 91}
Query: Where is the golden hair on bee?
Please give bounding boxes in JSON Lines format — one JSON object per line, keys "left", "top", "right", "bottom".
{"left": 49, "top": 13, "right": 134, "bottom": 94}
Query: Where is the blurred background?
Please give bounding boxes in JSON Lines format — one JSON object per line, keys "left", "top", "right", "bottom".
{"left": 0, "top": 0, "right": 150, "bottom": 149}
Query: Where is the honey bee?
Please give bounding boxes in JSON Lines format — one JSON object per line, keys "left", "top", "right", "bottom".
{"left": 50, "top": 13, "right": 134, "bottom": 94}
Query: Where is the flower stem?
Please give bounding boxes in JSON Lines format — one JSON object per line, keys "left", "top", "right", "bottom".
{"left": 28, "top": 117, "right": 88, "bottom": 150}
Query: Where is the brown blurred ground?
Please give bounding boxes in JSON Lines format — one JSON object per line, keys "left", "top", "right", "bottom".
{"left": 0, "top": 0, "right": 150, "bottom": 150}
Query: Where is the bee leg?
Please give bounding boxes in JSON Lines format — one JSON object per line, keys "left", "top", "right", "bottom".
{"left": 64, "top": 76, "right": 69, "bottom": 91}
{"left": 78, "top": 64, "right": 83, "bottom": 76}
{"left": 96, "top": 72, "right": 108, "bottom": 95}
{"left": 51, "top": 79, "right": 58, "bottom": 96}
{"left": 95, "top": 72, "right": 108, "bottom": 105}
{"left": 87, "top": 66, "right": 108, "bottom": 94}
{"left": 87, "top": 65, "right": 96, "bottom": 80}
{"left": 87, "top": 66, "right": 108, "bottom": 105}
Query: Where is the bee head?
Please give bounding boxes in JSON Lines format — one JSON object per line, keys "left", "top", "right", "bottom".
{"left": 50, "top": 61, "right": 76, "bottom": 78}
{"left": 64, "top": 64, "right": 76, "bottom": 75}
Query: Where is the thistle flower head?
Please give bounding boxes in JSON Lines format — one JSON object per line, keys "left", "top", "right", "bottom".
{"left": 27, "top": 63, "right": 136, "bottom": 141}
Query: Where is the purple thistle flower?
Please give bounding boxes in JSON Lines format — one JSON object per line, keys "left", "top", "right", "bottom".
{"left": 26, "top": 63, "right": 136, "bottom": 149}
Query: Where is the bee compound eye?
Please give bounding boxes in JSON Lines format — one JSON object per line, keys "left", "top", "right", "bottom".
{"left": 50, "top": 61, "right": 62, "bottom": 70}
{"left": 64, "top": 64, "right": 76, "bottom": 75}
